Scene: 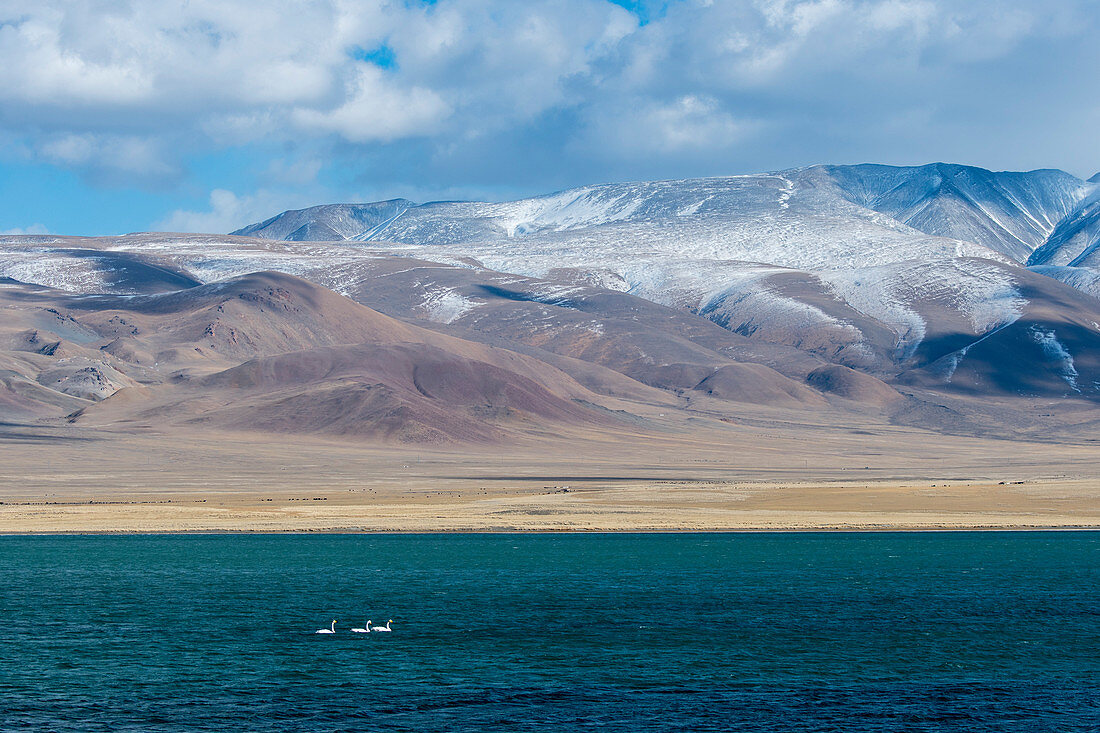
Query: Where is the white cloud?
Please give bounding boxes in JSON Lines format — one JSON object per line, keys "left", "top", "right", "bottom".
{"left": 1, "top": 0, "right": 1099, "bottom": 205}
{"left": 0, "top": 0, "right": 640, "bottom": 173}
{"left": 649, "top": 96, "right": 750, "bottom": 151}
{"left": 37, "top": 134, "right": 177, "bottom": 182}
{"left": 864, "top": 0, "right": 936, "bottom": 34}
{"left": 0, "top": 13, "right": 153, "bottom": 106}
{"left": 585, "top": 95, "right": 753, "bottom": 157}
{"left": 291, "top": 64, "right": 451, "bottom": 143}
{"left": 1, "top": 223, "right": 50, "bottom": 235}
{"left": 265, "top": 157, "right": 324, "bottom": 185}
{"left": 380, "top": 0, "right": 638, "bottom": 130}
{"left": 156, "top": 189, "right": 297, "bottom": 233}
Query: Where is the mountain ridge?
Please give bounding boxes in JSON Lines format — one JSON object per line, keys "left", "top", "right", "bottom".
{"left": 3, "top": 162, "right": 1100, "bottom": 448}
{"left": 232, "top": 162, "right": 1091, "bottom": 264}
{"left": 223, "top": 163, "right": 1100, "bottom": 384}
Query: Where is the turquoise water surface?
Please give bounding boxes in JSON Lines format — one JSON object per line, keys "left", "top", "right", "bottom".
{"left": 1, "top": 533, "right": 1097, "bottom": 731}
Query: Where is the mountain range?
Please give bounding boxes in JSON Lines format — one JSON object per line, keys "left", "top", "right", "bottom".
{"left": 3, "top": 163, "right": 1100, "bottom": 445}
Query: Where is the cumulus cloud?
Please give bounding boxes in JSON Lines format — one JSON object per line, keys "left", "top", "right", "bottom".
{"left": 291, "top": 63, "right": 451, "bottom": 143}
{"left": 583, "top": 95, "right": 753, "bottom": 159}
{"left": 0, "top": 0, "right": 639, "bottom": 180}
{"left": 1, "top": 223, "right": 50, "bottom": 235}
{"left": 645, "top": 96, "right": 747, "bottom": 151}
{"left": 0, "top": 11, "right": 152, "bottom": 106}
{"left": 1, "top": 0, "right": 1099, "bottom": 232}
{"left": 156, "top": 189, "right": 312, "bottom": 233}
{"left": 265, "top": 157, "right": 324, "bottom": 186}
{"left": 36, "top": 133, "right": 179, "bottom": 184}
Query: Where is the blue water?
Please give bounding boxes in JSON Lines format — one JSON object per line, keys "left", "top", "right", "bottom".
{"left": 1, "top": 533, "right": 1097, "bottom": 731}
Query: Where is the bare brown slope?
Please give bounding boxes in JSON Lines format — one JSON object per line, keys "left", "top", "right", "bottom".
{"left": 696, "top": 363, "right": 828, "bottom": 408}
{"left": 187, "top": 341, "right": 606, "bottom": 443}
{"left": 325, "top": 257, "right": 833, "bottom": 406}
{"left": 71, "top": 271, "right": 626, "bottom": 398}
{"left": 71, "top": 271, "right": 421, "bottom": 369}
{"left": 807, "top": 365, "right": 904, "bottom": 406}
{"left": 61, "top": 272, "right": 643, "bottom": 443}
{"left": 0, "top": 281, "right": 140, "bottom": 415}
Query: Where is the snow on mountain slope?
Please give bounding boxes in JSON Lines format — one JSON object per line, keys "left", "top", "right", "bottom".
{"left": 0, "top": 234, "right": 401, "bottom": 295}
{"left": 818, "top": 164, "right": 1087, "bottom": 262}
{"left": 235, "top": 164, "right": 1089, "bottom": 264}
{"left": 1027, "top": 183, "right": 1100, "bottom": 267}
{"left": 234, "top": 200, "right": 413, "bottom": 242}
{"left": 232, "top": 167, "right": 1043, "bottom": 364}
{"left": 1028, "top": 265, "right": 1100, "bottom": 299}
{"left": 3, "top": 229, "right": 1099, "bottom": 403}
{"left": 4, "top": 172, "right": 1046, "bottom": 374}
{"left": 0, "top": 241, "right": 1024, "bottom": 381}
{"left": 0, "top": 240, "right": 203, "bottom": 294}
{"left": 6, "top": 164, "right": 1100, "bottom": 404}
{"left": 900, "top": 266, "right": 1100, "bottom": 399}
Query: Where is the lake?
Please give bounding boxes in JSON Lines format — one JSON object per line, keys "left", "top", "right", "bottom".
{"left": 1, "top": 533, "right": 1097, "bottom": 731}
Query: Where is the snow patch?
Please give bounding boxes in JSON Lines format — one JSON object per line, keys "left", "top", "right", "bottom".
{"left": 1028, "top": 265, "right": 1100, "bottom": 299}
{"left": 819, "top": 267, "right": 927, "bottom": 360}
{"left": 950, "top": 261, "right": 1026, "bottom": 333}
{"left": 937, "top": 344, "right": 972, "bottom": 383}
{"left": 420, "top": 288, "right": 480, "bottom": 324}
{"left": 0, "top": 252, "right": 113, "bottom": 293}
{"left": 1029, "top": 326, "right": 1080, "bottom": 391}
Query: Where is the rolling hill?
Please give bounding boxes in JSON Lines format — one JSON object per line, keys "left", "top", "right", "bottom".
{"left": 3, "top": 162, "right": 1100, "bottom": 445}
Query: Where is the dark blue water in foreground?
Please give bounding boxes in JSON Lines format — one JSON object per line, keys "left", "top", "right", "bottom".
{"left": 1, "top": 533, "right": 1098, "bottom": 732}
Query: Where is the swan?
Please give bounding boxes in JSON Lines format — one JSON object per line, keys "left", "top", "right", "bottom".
{"left": 315, "top": 620, "right": 336, "bottom": 634}
{"left": 351, "top": 620, "right": 371, "bottom": 634}
{"left": 371, "top": 619, "right": 393, "bottom": 632}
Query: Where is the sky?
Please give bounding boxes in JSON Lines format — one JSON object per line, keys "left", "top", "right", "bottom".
{"left": 1, "top": 0, "right": 1098, "bottom": 236}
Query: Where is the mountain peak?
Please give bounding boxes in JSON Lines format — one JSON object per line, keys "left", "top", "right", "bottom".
{"left": 234, "top": 163, "right": 1088, "bottom": 264}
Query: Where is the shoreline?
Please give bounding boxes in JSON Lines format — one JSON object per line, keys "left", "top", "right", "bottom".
{"left": 4, "top": 427, "right": 1099, "bottom": 536}
{"left": 3, "top": 477, "right": 1098, "bottom": 534}
{"left": 4, "top": 526, "right": 1100, "bottom": 535}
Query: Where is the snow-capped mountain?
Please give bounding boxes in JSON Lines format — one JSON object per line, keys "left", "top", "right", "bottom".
{"left": 235, "top": 164, "right": 1090, "bottom": 262}
{"left": 1028, "top": 180, "right": 1100, "bottom": 268}
{"left": 817, "top": 164, "right": 1088, "bottom": 262}
{"left": 235, "top": 199, "right": 414, "bottom": 242}
{"left": 228, "top": 165, "right": 1100, "bottom": 374}
{"left": 3, "top": 163, "right": 1099, "bottom": 436}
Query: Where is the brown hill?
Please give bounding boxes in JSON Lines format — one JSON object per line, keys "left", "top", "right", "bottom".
{"left": 806, "top": 364, "right": 904, "bottom": 406}
{"left": 190, "top": 341, "right": 605, "bottom": 443}
{"left": 695, "top": 363, "right": 829, "bottom": 408}
{"left": 50, "top": 272, "right": 642, "bottom": 442}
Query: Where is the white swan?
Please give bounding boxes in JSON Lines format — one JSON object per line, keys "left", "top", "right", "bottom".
{"left": 315, "top": 620, "right": 336, "bottom": 634}
{"left": 371, "top": 619, "right": 393, "bottom": 632}
{"left": 351, "top": 620, "right": 371, "bottom": 634}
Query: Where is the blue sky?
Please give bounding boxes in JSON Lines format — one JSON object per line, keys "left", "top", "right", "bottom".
{"left": 1, "top": 0, "right": 1098, "bottom": 235}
